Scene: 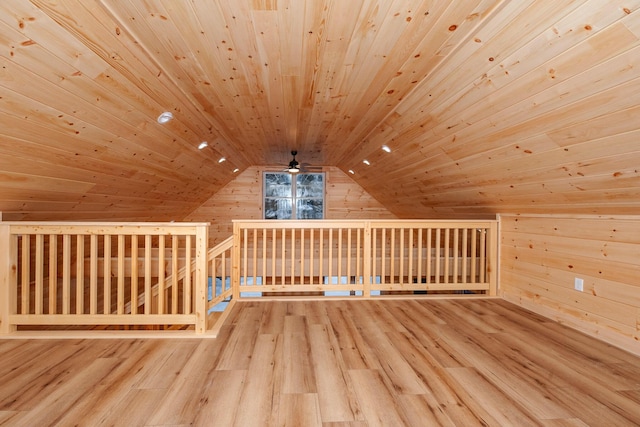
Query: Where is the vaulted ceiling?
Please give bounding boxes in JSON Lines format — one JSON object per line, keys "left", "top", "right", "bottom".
{"left": 1, "top": 0, "right": 639, "bottom": 221}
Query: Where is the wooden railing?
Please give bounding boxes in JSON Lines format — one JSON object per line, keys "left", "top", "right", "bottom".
{"left": 232, "top": 219, "right": 498, "bottom": 298}
{"left": 0, "top": 218, "right": 498, "bottom": 336}
{"left": 0, "top": 222, "right": 209, "bottom": 334}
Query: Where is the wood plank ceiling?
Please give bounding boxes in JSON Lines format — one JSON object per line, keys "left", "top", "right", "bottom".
{"left": 0, "top": 0, "right": 639, "bottom": 221}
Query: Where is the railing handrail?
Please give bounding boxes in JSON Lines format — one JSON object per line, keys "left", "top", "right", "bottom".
{"left": 4, "top": 221, "right": 209, "bottom": 235}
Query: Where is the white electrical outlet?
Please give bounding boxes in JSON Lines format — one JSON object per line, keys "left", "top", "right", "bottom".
{"left": 574, "top": 277, "right": 584, "bottom": 292}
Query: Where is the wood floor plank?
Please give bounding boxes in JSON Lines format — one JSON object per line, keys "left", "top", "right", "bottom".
{"left": 11, "top": 357, "right": 124, "bottom": 426}
{"left": 347, "top": 301, "right": 428, "bottom": 394}
{"left": 144, "top": 340, "right": 228, "bottom": 425}
{"left": 282, "top": 315, "right": 317, "bottom": 394}
{"left": 324, "top": 302, "right": 382, "bottom": 370}
{"left": 1, "top": 298, "right": 640, "bottom": 426}
{"left": 95, "top": 388, "right": 167, "bottom": 427}
{"left": 308, "top": 323, "right": 364, "bottom": 423}
{"left": 0, "top": 340, "right": 112, "bottom": 411}
{"left": 435, "top": 323, "right": 575, "bottom": 419}
{"left": 214, "top": 304, "right": 263, "bottom": 370}
{"left": 234, "top": 333, "right": 283, "bottom": 426}
{"left": 447, "top": 367, "right": 542, "bottom": 427}
{"left": 348, "top": 369, "right": 412, "bottom": 427}
{"left": 276, "top": 393, "right": 322, "bottom": 427}
{"left": 387, "top": 328, "right": 501, "bottom": 425}
{"left": 190, "top": 370, "right": 248, "bottom": 426}
{"left": 50, "top": 341, "right": 178, "bottom": 425}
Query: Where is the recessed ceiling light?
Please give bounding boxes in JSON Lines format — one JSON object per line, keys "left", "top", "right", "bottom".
{"left": 363, "top": 159, "right": 370, "bottom": 165}
{"left": 382, "top": 145, "right": 391, "bottom": 153}
{"left": 233, "top": 168, "right": 240, "bottom": 173}
{"left": 218, "top": 157, "right": 226, "bottom": 163}
{"left": 198, "top": 141, "right": 208, "bottom": 150}
{"left": 348, "top": 169, "right": 355, "bottom": 174}
{"left": 157, "top": 111, "right": 173, "bottom": 124}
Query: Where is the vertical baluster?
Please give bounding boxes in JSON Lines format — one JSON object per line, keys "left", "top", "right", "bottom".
{"left": 426, "top": 229, "right": 432, "bottom": 284}
{"left": 144, "top": 235, "right": 152, "bottom": 314}
{"left": 103, "top": 235, "right": 111, "bottom": 314}
{"left": 417, "top": 229, "right": 423, "bottom": 286}
{"left": 184, "top": 235, "right": 192, "bottom": 314}
{"left": 380, "top": 229, "right": 386, "bottom": 285}
{"left": 480, "top": 228, "right": 487, "bottom": 284}
{"left": 408, "top": 228, "right": 414, "bottom": 286}
{"left": 345, "top": 228, "right": 353, "bottom": 283}
{"left": 253, "top": 229, "right": 258, "bottom": 287}
{"left": 309, "top": 229, "right": 314, "bottom": 285}
{"left": 371, "top": 228, "right": 377, "bottom": 286}
{"left": 76, "top": 235, "right": 84, "bottom": 314}
{"left": 158, "top": 235, "right": 165, "bottom": 315}
{"left": 35, "top": 234, "right": 43, "bottom": 315}
{"left": 290, "top": 229, "right": 295, "bottom": 285}
{"left": 49, "top": 235, "right": 58, "bottom": 314}
{"left": 318, "top": 229, "right": 324, "bottom": 285}
{"left": 271, "top": 228, "right": 276, "bottom": 286}
{"left": 171, "top": 235, "right": 179, "bottom": 315}
{"left": 328, "top": 229, "right": 333, "bottom": 284}
{"left": 453, "top": 229, "right": 459, "bottom": 284}
{"left": 221, "top": 244, "right": 227, "bottom": 294}
{"left": 356, "top": 228, "right": 361, "bottom": 284}
{"left": 118, "top": 235, "right": 125, "bottom": 315}
{"left": 131, "top": 235, "right": 139, "bottom": 315}
{"left": 242, "top": 228, "right": 248, "bottom": 288}
{"left": 444, "top": 229, "right": 450, "bottom": 284}
{"left": 90, "top": 235, "right": 97, "bottom": 315}
{"left": 471, "top": 230, "right": 477, "bottom": 283}
{"left": 462, "top": 229, "right": 468, "bottom": 284}
{"left": 390, "top": 229, "right": 395, "bottom": 284}
{"left": 435, "top": 229, "right": 441, "bottom": 284}
{"left": 300, "top": 229, "right": 305, "bottom": 284}
{"left": 280, "top": 228, "right": 285, "bottom": 285}
{"left": 337, "top": 228, "right": 343, "bottom": 284}
{"left": 262, "top": 229, "right": 267, "bottom": 287}
{"left": 20, "top": 235, "right": 29, "bottom": 314}
{"left": 399, "top": 228, "right": 405, "bottom": 285}
{"left": 63, "top": 234, "right": 71, "bottom": 315}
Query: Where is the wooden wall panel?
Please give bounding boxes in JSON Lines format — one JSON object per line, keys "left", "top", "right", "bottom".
{"left": 500, "top": 214, "right": 640, "bottom": 355}
{"left": 184, "top": 166, "right": 396, "bottom": 245}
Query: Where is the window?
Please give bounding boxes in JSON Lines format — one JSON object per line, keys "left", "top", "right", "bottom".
{"left": 264, "top": 172, "right": 324, "bottom": 219}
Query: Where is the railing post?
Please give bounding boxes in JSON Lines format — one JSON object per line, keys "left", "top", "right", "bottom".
{"left": 362, "top": 221, "right": 372, "bottom": 298}
{"left": 488, "top": 219, "right": 499, "bottom": 296}
{"left": 0, "top": 224, "right": 16, "bottom": 334}
{"left": 195, "top": 224, "right": 209, "bottom": 334}
{"left": 232, "top": 221, "right": 241, "bottom": 300}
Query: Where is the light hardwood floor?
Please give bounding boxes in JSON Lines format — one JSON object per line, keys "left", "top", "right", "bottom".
{"left": 1, "top": 298, "right": 639, "bottom": 426}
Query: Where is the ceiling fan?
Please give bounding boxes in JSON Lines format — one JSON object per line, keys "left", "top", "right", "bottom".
{"left": 283, "top": 150, "right": 321, "bottom": 174}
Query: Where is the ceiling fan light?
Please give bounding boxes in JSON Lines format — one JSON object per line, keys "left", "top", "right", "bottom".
{"left": 288, "top": 166, "right": 300, "bottom": 173}
{"left": 157, "top": 111, "right": 173, "bottom": 124}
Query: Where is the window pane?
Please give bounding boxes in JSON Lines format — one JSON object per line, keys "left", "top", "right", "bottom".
{"left": 296, "top": 199, "right": 323, "bottom": 219}
{"left": 265, "top": 173, "right": 292, "bottom": 197}
{"left": 296, "top": 173, "right": 324, "bottom": 197}
{"left": 265, "top": 198, "right": 292, "bottom": 219}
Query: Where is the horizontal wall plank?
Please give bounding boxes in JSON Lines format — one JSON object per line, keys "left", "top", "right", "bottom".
{"left": 500, "top": 214, "right": 640, "bottom": 354}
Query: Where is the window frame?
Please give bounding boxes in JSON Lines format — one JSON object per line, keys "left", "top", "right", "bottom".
{"left": 263, "top": 171, "right": 325, "bottom": 220}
